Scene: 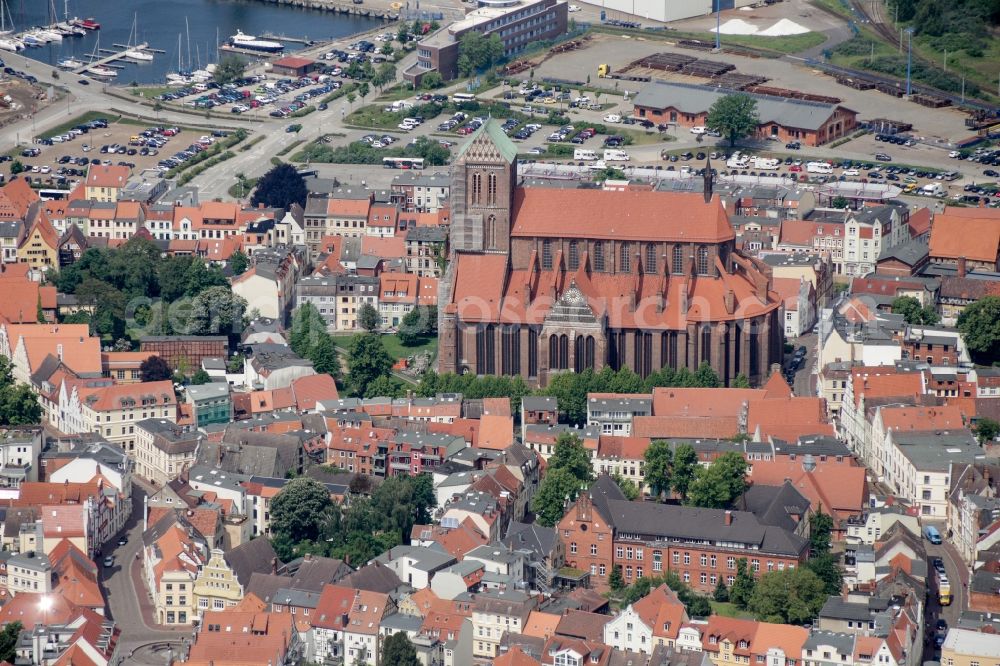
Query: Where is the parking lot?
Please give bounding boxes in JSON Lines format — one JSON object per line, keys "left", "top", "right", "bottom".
{"left": 2, "top": 118, "right": 223, "bottom": 187}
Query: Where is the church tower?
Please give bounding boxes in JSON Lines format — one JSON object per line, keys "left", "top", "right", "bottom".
{"left": 449, "top": 120, "right": 518, "bottom": 254}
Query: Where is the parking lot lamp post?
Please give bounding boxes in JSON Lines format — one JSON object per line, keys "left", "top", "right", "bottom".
{"left": 715, "top": 0, "right": 721, "bottom": 51}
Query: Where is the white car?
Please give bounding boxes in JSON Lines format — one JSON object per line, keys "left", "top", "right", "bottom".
{"left": 39, "top": 166, "right": 50, "bottom": 174}
{"left": 948, "top": 150, "right": 961, "bottom": 158}
{"left": 842, "top": 169, "right": 859, "bottom": 176}
{"left": 397, "top": 123, "right": 412, "bottom": 131}
{"left": 568, "top": 3, "right": 581, "bottom": 10}
{"left": 603, "top": 114, "right": 621, "bottom": 123}
{"left": 690, "top": 126, "right": 707, "bottom": 135}
{"left": 529, "top": 147, "right": 545, "bottom": 155}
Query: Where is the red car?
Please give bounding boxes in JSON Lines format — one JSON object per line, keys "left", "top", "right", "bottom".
{"left": 788, "top": 164, "right": 802, "bottom": 172}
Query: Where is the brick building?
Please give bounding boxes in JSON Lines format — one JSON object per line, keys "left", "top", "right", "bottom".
{"left": 558, "top": 476, "right": 808, "bottom": 592}
{"left": 438, "top": 121, "right": 783, "bottom": 389}
{"left": 140, "top": 336, "right": 228, "bottom": 373}
{"left": 632, "top": 82, "right": 858, "bottom": 147}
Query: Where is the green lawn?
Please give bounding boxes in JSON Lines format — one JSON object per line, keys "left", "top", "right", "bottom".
{"left": 332, "top": 332, "right": 438, "bottom": 361}
{"left": 710, "top": 601, "right": 755, "bottom": 619}
{"left": 39, "top": 111, "right": 121, "bottom": 140}
{"left": 127, "top": 86, "right": 173, "bottom": 100}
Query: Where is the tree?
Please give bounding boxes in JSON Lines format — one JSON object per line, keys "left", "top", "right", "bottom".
{"left": 732, "top": 373, "right": 750, "bottom": 388}
{"left": 364, "top": 374, "right": 404, "bottom": 399}
{"left": 713, "top": 579, "right": 730, "bottom": 602}
{"left": 413, "top": 472, "right": 437, "bottom": 524}
{"left": 398, "top": 305, "right": 435, "bottom": 346}
{"left": 214, "top": 55, "right": 246, "bottom": 85}
{"left": 309, "top": 334, "right": 340, "bottom": 378}
{"left": 611, "top": 473, "right": 640, "bottom": 500}
{"left": 0, "top": 621, "right": 21, "bottom": 663}
{"left": 380, "top": 42, "right": 394, "bottom": 56}
{"left": 891, "top": 295, "right": 940, "bottom": 325}
{"left": 140, "top": 355, "right": 172, "bottom": 382}
{"left": 269, "top": 478, "right": 334, "bottom": 546}
{"left": 976, "top": 417, "right": 1000, "bottom": 444}
{"left": 959, "top": 296, "right": 1000, "bottom": 362}
{"left": 290, "top": 303, "right": 328, "bottom": 357}
{"left": 230, "top": 250, "right": 249, "bottom": 276}
{"left": 9, "top": 160, "right": 24, "bottom": 175}
{"left": 380, "top": 632, "right": 420, "bottom": 666}
{"left": 831, "top": 196, "right": 851, "bottom": 209}
{"left": 730, "top": 557, "right": 756, "bottom": 609}
{"left": 456, "top": 31, "right": 504, "bottom": 76}
{"left": 190, "top": 369, "right": 211, "bottom": 385}
{"left": 251, "top": 163, "right": 308, "bottom": 211}
{"left": 347, "top": 334, "right": 394, "bottom": 397}
{"left": 358, "top": 82, "right": 370, "bottom": 99}
{"left": 549, "top": 432, "right": 594, "bottom": 484}
{"left": 609, "top": 564, "right": 625, "bottom": 591}
{"left": 686, "top": 451, "right": 748, "bottom": 508}
{"left": 706, "top": 93, "right": 760, "bottom": 147}
{"left": 748, "top": 566, "right": 827, "bottom": 625}
{"left": 643, "top": 440, "right": 673, "bottom": 500}
{"left": 532, "top": 468, "right": 581, "bottom": 526}
{"left": 806, "top": 552, "right": 844, "bottom": 596}
{"left": 810, "top": 510, "right": 834, "bottom": 556}
{"left": 358, "top": 303, "right": 380, "bottom": 333}
{"left": 421, "top": 71, "right": 444, "bottom": 89}
{"left": 187, "top": 286, "right": 247, "bottom": 339}
{"left": 0, "top": 383, "right": 40, "bottom": 425}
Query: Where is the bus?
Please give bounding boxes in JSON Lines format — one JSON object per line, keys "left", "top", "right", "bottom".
{"left": 938, "top": 572, "right": 952, "bottom": 606}
{"left": 452, "top": 93, "right": 477, "bottom": 103}
{"left": 382, "top": 157, "right": 425, "bottom": 170}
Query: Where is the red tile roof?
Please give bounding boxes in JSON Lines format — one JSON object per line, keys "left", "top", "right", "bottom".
{"left": 85, "top": 164, "right": 130, "bottom": 189}
{"left": 511, "top": 188, "right": 734, "bottom": 243}
{"left": 929, "top": 207, "right": 1000, "bottom": 263}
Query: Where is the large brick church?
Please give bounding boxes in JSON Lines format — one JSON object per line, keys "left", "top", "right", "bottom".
{"left": 438, "top": 121, "right": 783, "bottom": 388}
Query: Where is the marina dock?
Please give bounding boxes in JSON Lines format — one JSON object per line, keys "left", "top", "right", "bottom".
{"left": 73, "top": 42, "right": 152, "bottom": 75}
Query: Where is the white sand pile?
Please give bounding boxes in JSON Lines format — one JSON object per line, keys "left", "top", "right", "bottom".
{"left": 757, "top": 18, "right": 811, "bottom": 36}
{"left": 711, "top": 18, "right": 760, "bottom": 35}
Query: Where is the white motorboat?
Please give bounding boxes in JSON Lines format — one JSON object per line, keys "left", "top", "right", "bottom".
{"left": 229, "top": 30, "right": 283, "bottom": 53}
{"left": 125, "top": 48, "right": 153, "bottom": 61}
{"left": 35, "top": 28, "right": 62, "bottom": 42}
{"left": 57, "top": 57, "right": 83, "bottom": 68}
{"left": 20, "top": 32, "right": 43, "bottom": 46}
{"left": 0, "top": 37, "right": 21, "bottom": 51}
{"left": 87, "top": 65, "right": 116, "bottom": 77}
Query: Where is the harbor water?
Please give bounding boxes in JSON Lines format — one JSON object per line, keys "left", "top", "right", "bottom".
{"left": 8, "top": 0, "right": 384, "bottom": 83}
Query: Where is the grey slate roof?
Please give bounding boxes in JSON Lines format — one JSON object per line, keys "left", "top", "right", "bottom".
{"left": 339, "top": 561, "right": 404, "bottom": 594}
{"left": 225, "top": 537, "right": 280, "bottom": 588}
{"left": 738, "top": 481, "right": 810, "bottom": 532}
{"left": 804, "top": 631, "right": 856, "bottom": 654}
{"left": 632, "top": 81, "right": 850, "bottom": 131}
{"left": 503, "top": 522, "right": 557, "bottom": 559}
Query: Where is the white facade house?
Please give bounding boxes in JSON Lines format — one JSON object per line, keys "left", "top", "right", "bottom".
{"left": 603, "top": 604, "right": 653, "bottom": 653}
{"left": 843, "top": 205, "right": 910, "bottom": 277}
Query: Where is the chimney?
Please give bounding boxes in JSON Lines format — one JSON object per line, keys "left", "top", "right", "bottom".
{"left": 724, "top": 510, "right": 732, "bottom": 526}
{"left": 958, "top": 256, "right": 967, "bottom": 278}
{"left": 218, "top": 446, "right": 224, "bottom": 466}
{"left": 271, "top": 557, "right": 278, "bottom": 574}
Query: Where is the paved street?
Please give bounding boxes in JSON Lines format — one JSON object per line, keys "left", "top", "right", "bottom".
{"left": 99, "top": 480, "right": 190, "bottom": 657}
{"left": 922, "top": 536, "right": 968, "bottom": 660}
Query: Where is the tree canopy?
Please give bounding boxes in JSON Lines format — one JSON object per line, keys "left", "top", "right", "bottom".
{"left": 976, "top": 417, "right": 1000, "bottom": 444}
{"left": 891, "top": 296, "right": 940, "bottom": 325}
{"left": 457, "top": 32, "right": 504, "bottom": 76}
{"left": 730, "top": 557, "right": 756, "bottom": 609}
{"left": 532, "top": 432, "right": 594, "bottom": 526}
{"left": 643, "top": 440, "right": 673, "bottom": 500}
{"left": 230, "top": 250, "right": 249, "bottom": 276}
{"left": 347, "top": 334, "right": 394, "bottom": 397}
{"left": 213, "top": 55, "right": 247, "bottom": 85}
{"left": 358, "top": 303, "right": 380, "bottom": 333}
{"left": 251, "top": 163, "right": 308, "bottom": 211}
{"left": 269, "top": 478, "right": 335, "bottom": 547}
{"left": 958, "top": 296, "right": 1000, "bottom": 362}
{"left": 671, "top": 443, "right": 700, "bottom": 501}
{"left": 380, "top": 632, "right": 420, "bottom": 666}
{"left": 748, "top": 566, "right": 827, "bottom": 625}
{"left": 618, "top": 571, "right": 713, "bottom": 617}
{"left": 139, "top": 355, "right": 172, "bottom": 382}
{"left": 0, "top": 357, "right": 40, "bottom": 425}
{"left": 707, "top": 93, "right": 760, "bottom": 147}
{"left": 398, "top": 305, "right": 437, "bottom": 346}
{"left": 686, "top": 451, "right": 748, "bottom": 508}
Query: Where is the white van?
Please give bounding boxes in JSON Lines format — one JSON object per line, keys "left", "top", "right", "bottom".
{"left": 727, "top": 152, "right": 749, "bottom": 169}
{"left": 390, "top": 100, "right": 413, "bottom": 112}
{"left": 604, "top": 149, "right": 630, "bottom": 162}
{"left": 752, "top": 157, "right": 780, "bottom": 170}
{"left": 806, "top": 161, "right": 833, "bottom": 174}
{"left": 574, "top": 148, "right": 598, "bottom": 161}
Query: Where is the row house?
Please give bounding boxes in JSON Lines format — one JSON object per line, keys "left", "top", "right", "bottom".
{"left": 839, "top": 365, "right": 926, "bottom": 469}
{"left": 524, "top": 424, "right": 601, "bottom": 461}
{"left": 303, "top": 190, "right": 374, "bottom": 249}
{"left": 559, "top": 476, "right": 809, "bottom": 593}
{"left": 777, "top": 220, "right": 845, "bottom": 274}
{"left": 134, "top": 418, "right": 202, "bottom": 486}
{"left": 762, "top": 252, "right": 835, "bottom": 311}
{"left": 587, "top": 393, "right": 652, "bottom": 436}
{"left": 390, "top": 171, "right": 450, "bottom": 213}
{"left": 404, "top": 225, "right": 448, "bottom": 277}
{"left": 928, "top": 207, "right": 1000, "bottom": 274}
{"left": 0, "top": 321, "right": 101, "bottom": 384}
{"left": 295, "top": 273, "right": 379, "bottom": 332}
{"left": 603, "top": 583, "right": 688, "bottom": 653}
{"left": 59, "top": 380, "right": 178, "bottom": 456}
{"left": 231, "top": 246, "right": 307, "bottom": 321}
{"left": 142, "top": 510, "right": 209, "bottom": 626}
{"left": 185, "top": 609, "right": 300, "bottom": 666}
{"left": 948, "top": 462, "right": 1000, "bottom": 566}
{"left": 377, "top": 272, "right": 439, "bottom": 329}
{"left": 842, "top": 204, "right": 911, "bottom": 278}
{"left": 84, "top": 164, "right": 130, "bottom": 202}
{"left": 366, "top": 200, "right": 400, "bottom": 238}
{"left": 851, "top": 274, "right": 938, "bottom": 310}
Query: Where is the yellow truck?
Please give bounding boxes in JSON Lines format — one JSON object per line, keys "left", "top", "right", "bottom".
{"left": 598, "top": 63, "right": 611, "bottom": 78}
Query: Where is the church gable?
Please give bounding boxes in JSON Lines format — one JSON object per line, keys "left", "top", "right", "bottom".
{"left": 543, "top": 282, "right": 601, "bottom": 330}
{"left": 455, "top": 120, "right": 518, "bottom": 165}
